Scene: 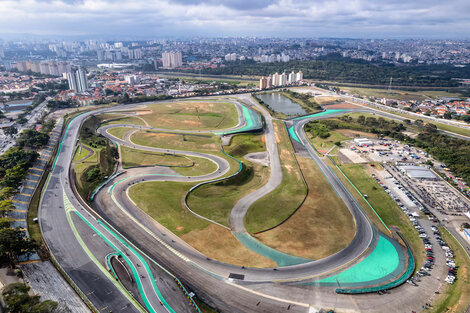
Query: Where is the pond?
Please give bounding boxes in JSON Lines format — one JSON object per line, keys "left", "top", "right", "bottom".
{"left": 256, "top": 92, "right": 307, "bottom": 116}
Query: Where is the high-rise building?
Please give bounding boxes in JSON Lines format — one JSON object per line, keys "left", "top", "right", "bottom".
{"left": 259, "top": 77, "right": 267, "bottom": 89}
{"left": 67, "top": 67, "right": 88, "bottom": 93}
{"left": 97, "top": 50, "right": 104, "bottom": 61}
{"left": 49, "top": 62, "right": 59, "bottom": 76}
{"left": 39, "top": 62, "right": 50, "bottom": 75}
{"left": 66, "top": 72, "right": 78, "bottom": 92}
{"left": 162, "top": 51, "right": 182, "bottom": 68}
{"left": 288, "top": 71, "right": 296, "bottom": 84}
{"left": 280, "top": 72, "right": 287, "bottom": 86}
{"left": 225, "top": 53, "right": 237, "bottom": 61}
{"left": 125, "top": 75, "right": 139, "bottom": 85}
{"left": 296, "top": 71, "right": 303, "bottom": 82}
{"left": 267, "top": 76, "right": 272, "bottom": 88}
{"left": 272, "top": 72, "right": 280, "bottom": 86}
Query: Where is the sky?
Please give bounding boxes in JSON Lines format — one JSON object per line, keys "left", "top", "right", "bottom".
{"left": 1, "top": 0, "right": 469, "bottom": 39}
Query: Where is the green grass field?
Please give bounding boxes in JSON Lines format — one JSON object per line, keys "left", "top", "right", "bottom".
{"left": 429, "top": 227, "right": 470, "bottom": 313}
{"left": 106, "top": 127, "right": 134, "bottom": 140}
{"left": 308, "top": 131, "right": 348, "bottom": 153}
{"left": 329, "top": 160, "right": 425, "bottom": 269}
{"left": 187, "top": 162, "right": 269, "bottom": 227}
{"left": 128, "top": 181, "right": 276, "bottom": 267}
{"left": 131, "top": 131, "right": 219, "bottom": 152}
{"left": 342, "top": 86, "right": 465, "bottom": 102}
{"left": 186, "top": 134, "right": 268, "bottom": 226}
{"left": 72, "top": 146, "right": 91, "bottom": 163}
{"left": 98, "top": 114, "right": 145, "bottom": 126}
{"left": 224, "top": 134, "right": 266, "bottom": 158}
{"left": 256, "top": 156, "right": 355, "bottom": 259}
{"left": 120, "top": 146, "right": 218, "bottom": 176}
{"left": 138, "top": 101, "right": 238, "bottom": 130}
{"left": 245, "top": 120, "right": 307, "bottom": 233}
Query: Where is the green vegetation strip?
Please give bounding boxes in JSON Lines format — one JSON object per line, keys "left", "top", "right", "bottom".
{"left": 330, "top": 157, "right": 391, "bottom": 234}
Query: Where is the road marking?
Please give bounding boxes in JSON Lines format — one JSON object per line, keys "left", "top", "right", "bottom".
{"left": 12, "top": 200, "right": 29, "bottom": 205}
{"left": 10, "top": 209, "right": 27, "bottom": 212}
{"left": 19, "top": 193, "right": 32, "bottom": 197}
{"left": 31, "top": 167, "right": 44, "bottom": 172}
{"left": 29, "top": 173, "right": 41, "bottom": 177}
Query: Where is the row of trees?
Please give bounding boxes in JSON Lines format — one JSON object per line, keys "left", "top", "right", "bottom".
{"left": 309, "top": 115, "right": 470, "bottom": 184}
{"left": 175, "top": 56, "right": 470, "bottom": 87}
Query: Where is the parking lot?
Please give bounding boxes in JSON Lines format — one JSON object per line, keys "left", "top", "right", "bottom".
{"left": 339, "top": 138, "right": 435, "bottom": 165}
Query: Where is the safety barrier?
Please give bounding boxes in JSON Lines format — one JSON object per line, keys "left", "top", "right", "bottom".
{"left": 89, "top": 170, "right": 126, "bottom": 201}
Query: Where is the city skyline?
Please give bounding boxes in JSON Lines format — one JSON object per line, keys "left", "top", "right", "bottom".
{"left": 1, "top": 0, "right": 470, "bottom": 40}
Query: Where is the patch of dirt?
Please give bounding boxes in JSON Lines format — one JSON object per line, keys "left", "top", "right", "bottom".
{"left": 336, "top": 129, "right": 375, "bottom": 138}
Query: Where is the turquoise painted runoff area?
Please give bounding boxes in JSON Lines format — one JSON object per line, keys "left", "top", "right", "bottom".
{"left": 292, "top": 109, "right": 351, "bottom": 121}
{"left": 318, "top": 235, "right": 399, "bottom": 284}
{"left": 288, "top": 126, "right": 301, "bottom": 144}
{"left": 215, "top": 104, "right": 262, "bottom": 135}
{"left": 234, "top": 232, "right": 311, "bottom": 267}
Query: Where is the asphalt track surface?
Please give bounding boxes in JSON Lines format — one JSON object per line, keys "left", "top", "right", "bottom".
{"left": 40, "top": 102, "right": 204, "bottom": 313}
{"left": 95, "top": 96, "right": 378, "bottom": 282}
{"left": 40, "top": 95, "right": 459, "bottom": 312}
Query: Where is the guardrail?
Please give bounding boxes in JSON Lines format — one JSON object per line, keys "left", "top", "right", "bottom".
{"left": 89, "top": 170, "right": 126, "bottom": 201}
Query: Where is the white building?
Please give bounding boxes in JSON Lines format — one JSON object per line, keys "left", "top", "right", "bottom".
{"left": 272, "top": 72, "right": 280, "bottom": 86}
{"left": 67, "top": 67, "right": 88, "bottom": 93}
{"left": 280, "top": 72, "right": 287, "bottom": 86}
{"left": 288, "top": 71, "right": 296, "bottom": 84}
{"left": 162, "top": 51, "right": 183, "bottom": 68}
{"left": 296, "top": 71, "right": 303, "bottom": 82}
{"left": 125, "top": 75, "right": 139, "bottom": 85}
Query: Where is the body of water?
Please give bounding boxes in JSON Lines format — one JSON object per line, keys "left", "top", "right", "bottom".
{"left": 256, "top": 92, "right": 307, "bottom": 116}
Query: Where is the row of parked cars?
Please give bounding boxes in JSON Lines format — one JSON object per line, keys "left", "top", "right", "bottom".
{"left": 431, "top": 226, "right": 457, "bottom": 284}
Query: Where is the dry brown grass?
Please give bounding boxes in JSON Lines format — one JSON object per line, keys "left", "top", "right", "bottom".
{"left": 131, "top": 131, "right": 219, "bottom": 152}
{"left": 181, "top": 225, "right": 276, "bottom": 268}
{"left": 255, "top": 156, "right": 355, "bottom": 259}
{"left": 139, "top": 101, "right": 238, "bottom": 130}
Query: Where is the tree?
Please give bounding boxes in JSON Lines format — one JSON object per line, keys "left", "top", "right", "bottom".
{"left": 4, "top": 127, "right": 17, "bottom": 136}
{"left": 0, "top": 200, "right": 14, "bottom": 217}
{"left": 2, "top": 283, "right": 58, "bottom": 313}
{"left": 424, "top": 123, "right": 438, "bottom": 133}
{"left": 86, "top": 167, "right": 102, "bottom": 182}
{"left": 0, "top": 227, "right": 38, "bottom": 267}
{"left": 0, "top": 187, "right": 15, "bottom": 200}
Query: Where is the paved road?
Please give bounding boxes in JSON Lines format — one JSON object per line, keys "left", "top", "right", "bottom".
{"left": 40, "top": 94, "right": 467, "bottom": 312}
{"left": 40, "top": 104, "right": 197, "bottom": 313}
{"left": 94, "top": 97, "right": 378, "bottom": 283}
{"left": 229, "top": 94, "right": 283, "bottom": 233}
